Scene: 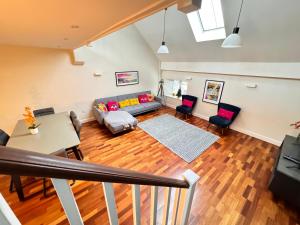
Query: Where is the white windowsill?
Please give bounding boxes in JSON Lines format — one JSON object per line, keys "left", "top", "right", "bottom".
{"left": 165, "top": 95, "right": 182, "bottom": 100}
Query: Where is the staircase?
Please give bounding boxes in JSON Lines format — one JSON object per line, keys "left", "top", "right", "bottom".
{"left": 0, "top": 146, "right": 199, "bottom": 225}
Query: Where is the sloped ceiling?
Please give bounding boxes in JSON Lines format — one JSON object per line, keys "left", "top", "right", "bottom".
{"left": 0, "top": 0, "right": 174, "bottom": 49}
{"left": 135, "top": 0, "right": 300, "bottom": 62}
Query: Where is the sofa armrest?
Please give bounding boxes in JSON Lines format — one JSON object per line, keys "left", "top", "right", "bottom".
{"left": 154, "top": 96, "right": 162, "bottom": 103}
{"left": 92, "top": 106, "right": 107, "bottom": 125}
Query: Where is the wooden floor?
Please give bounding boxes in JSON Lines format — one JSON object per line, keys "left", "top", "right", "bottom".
{"left": 1, "top": 107, "right": 299, "bottom": 225}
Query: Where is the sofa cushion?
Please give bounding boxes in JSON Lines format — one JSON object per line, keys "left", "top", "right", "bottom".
{"left": 141, "top": 102, "right": 161, "bottom": 111}
{"left": 95, "top": 91, "right": 151, "bottom": 106}
{"left": 129, "top": 98, "right": 139, "bottom": 106}
{"left": 97, "top": 103, "right": 108, "bottom": 112}
{"left": 95, "top": 97, "right": 118, "bottom": 105}
{"left": 147, "top": 94, "right": 155, "bottom": 102}
{"left": 117, "top": 94, "right": 135, "bottom": 102}
{"left": 121, "top": 105, "right": 144, "bottom": 115}
{"left": 107, "top": 101, "right": 119, "bottom": 111}
{"left": 119, "top": 99, "right": 130, "bottom": 108}
{"left": 138, "top": 94, "right": 149, "bottom": 103}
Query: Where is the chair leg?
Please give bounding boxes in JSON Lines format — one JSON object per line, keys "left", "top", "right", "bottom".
{"left": 221, "top": 128, "right": 224, "bottom": 135}
{"left": 43, "top": 178, "right": 47, "bottom": 197}
{"left": 72, "top": 147, "right": 82, "bottom": 161}
{"left": 207, "top": 123, "right": 211, "bottom": 130}
{"left": 175, "top": 111, "right": 177, "bottom": 117}
{"left": 185, "top": 114, "right": 188, "bottom": 120}
{"left": 78, "top": 149, "right": 84, "bottom": 160}
{"left": 9, "top": 177, "right": 14, "bottom": 192}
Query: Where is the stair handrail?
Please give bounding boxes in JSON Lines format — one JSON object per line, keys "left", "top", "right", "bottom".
{"left": 0, "top": 146, "right": 189, "bottom": 188}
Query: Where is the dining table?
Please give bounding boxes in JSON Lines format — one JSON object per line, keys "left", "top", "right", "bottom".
{"left": 7, "top": 112, "right": 80, "bottom": 201}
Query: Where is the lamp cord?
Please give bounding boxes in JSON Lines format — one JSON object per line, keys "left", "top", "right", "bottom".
{"left": 236, "top": 0, "right": 245, "bottom": 27}
{"left": 162, "top": 8, "right": 167, "bottom": 42}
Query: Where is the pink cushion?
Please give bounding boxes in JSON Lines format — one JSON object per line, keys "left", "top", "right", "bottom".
{"left": 182, "top": 99, "right": 193, "bottom": 108}
{"left": 218, "top": 108, "right": 234, "bottom": 120}
{"left": 107, "top": 101, "right": 119, "bottom": 111}
{"left": 138, "top": 94, "right": 148, "bottom": 103}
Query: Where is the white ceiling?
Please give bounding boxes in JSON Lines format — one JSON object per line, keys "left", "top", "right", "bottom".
{"left": 0, "top": 0, "right": 167, "bottom": 49}
{"left": 135, "top": 0, "right": 300, "bottom": 62}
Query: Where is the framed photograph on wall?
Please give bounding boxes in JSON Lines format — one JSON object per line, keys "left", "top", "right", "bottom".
{"left": 115, "top": 71, "right": 139, "bottom": 86}
{"left": 202, "top": 80, "right": 225, "bottom": 105}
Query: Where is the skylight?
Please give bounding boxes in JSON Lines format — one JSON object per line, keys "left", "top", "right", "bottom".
{"left": 187, "top": 0, "right": 226, "bottom": 42}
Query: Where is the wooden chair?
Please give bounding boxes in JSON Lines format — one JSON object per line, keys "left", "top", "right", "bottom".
{"left": 0, "top": 129, "right": 14, "bottom": 192}
{"left": 70, "top": 111, "right": 77, "bottom": 123}
{"left": 33, "top": 107, "right": 55, "bottom": 117}
{"left": 67, "top": 112, "right": 84, "bottom": 160}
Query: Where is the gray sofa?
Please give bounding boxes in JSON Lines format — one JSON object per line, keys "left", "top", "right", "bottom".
{"left": 93, "top": 91, "right": 162, "bottom": 125}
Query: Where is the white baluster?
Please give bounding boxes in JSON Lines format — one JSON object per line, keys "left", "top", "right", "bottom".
{"left": 162, "top": 187, "right": 172, "bottom": 225}
{"left": 132, "top": 185, "right": 141, "bottom": 225}
{"left": 150, "top": 186, "right": 158, "bottom": 225}
{"left": 180, "top": 170, "right": 200, "bottom": 225}
{"left": 171, "top": 188, "right": 182, "bottom": 225}
{"left": 0, "top": 193, "right": 21, "bottom": 225}
{"left": 102, "top": 182, "right": 119, "bottom": 225}
{"left": 51, "top": 178, "right": 84, "bottom": 225}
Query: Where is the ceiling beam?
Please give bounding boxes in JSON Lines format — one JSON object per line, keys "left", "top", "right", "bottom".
{"left": 76, "top": 0, "right": 176, "bottom": 49}
{"left": 177, "top": 0, "right": 201, "bottom": 13}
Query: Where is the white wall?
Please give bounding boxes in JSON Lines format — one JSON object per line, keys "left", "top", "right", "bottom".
{"left": 0, "top": 26, "right": 159, "bottom": 133}
{"left": 161, "top": 62, "right": 300, "bottom": 80}
{"left": 162, "top": 69, "right": 300, "bottom": 146}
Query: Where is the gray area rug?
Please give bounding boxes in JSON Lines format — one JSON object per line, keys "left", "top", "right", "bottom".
{"left": 138, "top": 114, "right": 219, "bottom": 163}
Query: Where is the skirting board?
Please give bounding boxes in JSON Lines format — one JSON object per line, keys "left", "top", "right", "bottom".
{"left": 80, "top": 117, "right": 96, "bottom": 124}
{"left": 166, "top": 103, "right": 282, "bottom": 146}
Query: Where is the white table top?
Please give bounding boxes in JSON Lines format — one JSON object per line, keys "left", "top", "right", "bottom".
{"left": 7, "top": 112, "right": 80, "bottom": 155}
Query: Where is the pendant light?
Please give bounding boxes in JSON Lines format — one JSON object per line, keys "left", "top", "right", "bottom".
{"left": 157, "top": 8, "right": 169, "bottom": 54}
{"left": 222, "top": 0, "right": 245, "bottom": 48}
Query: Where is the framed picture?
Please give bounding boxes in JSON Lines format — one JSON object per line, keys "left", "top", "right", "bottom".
{"left": 202, "top": 80, "right": 225, "bottom": 105}
{"left": 115, "top": 71, "right": 139, "bottom": 86}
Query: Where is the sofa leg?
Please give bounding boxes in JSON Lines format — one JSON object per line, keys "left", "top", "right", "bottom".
{"left": 221, "top": 128, "right": 224, "bottom": 135}
{"left": 185, "top": 114, "right": 188, "bottom": 120}
{"left": 175, "top": 111, "right": 177, "bottom": 117}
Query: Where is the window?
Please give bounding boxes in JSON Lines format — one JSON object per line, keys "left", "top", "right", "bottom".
{"left": 187, "top": 0, "right": 226, "bottom": 42}
{"left": 164, "top": 79, "right": 188, "bottom": 98}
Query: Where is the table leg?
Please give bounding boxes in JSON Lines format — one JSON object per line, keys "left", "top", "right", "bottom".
{"left": 12, "top": 175, "right": 25, "bottom": 201}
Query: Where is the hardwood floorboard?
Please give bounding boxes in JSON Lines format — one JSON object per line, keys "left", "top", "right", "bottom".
{"left": 0, "top": 107, "right": 299, "bottom": 225}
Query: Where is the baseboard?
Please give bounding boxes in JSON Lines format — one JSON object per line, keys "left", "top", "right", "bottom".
{"left": 80, "top": 117, "right": 96, "bottom": 124}
{"left": 166, "top": 103, "right": 281, "bottom": 146}
{"left": 231, "top": 126, "right": 281, "bottom": 146}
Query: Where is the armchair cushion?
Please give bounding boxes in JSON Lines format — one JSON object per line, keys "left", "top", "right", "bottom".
{"left": 218, "top": 108, "right": 234, "bottom": 121}
{"left": 209, "top": 115, "right": 231, "bottom": 128}
{"left": 182, "top": 99, "right": 193, "bottom": 108}
{"left": 176, "top": 105, "right": 193, "bottom": 114}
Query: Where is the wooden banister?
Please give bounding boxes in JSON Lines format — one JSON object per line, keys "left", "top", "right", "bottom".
{"left": 0, "top": 146, "right": 189, "bottom": 188}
